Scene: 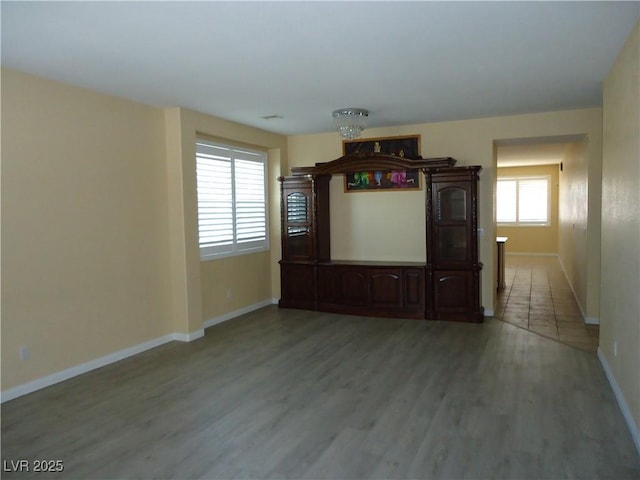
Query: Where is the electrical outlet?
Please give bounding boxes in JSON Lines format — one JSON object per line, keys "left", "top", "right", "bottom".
{"left": 614, "top": 341, "right": 618, "bottom": 357}
{"left": 19, "top": 346, "right": 29, "bottom": 361}
{"left": 226, "top": 289, "right": 232, "bottom": 299}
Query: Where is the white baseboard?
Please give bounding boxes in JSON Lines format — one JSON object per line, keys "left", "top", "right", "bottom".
{"left": 598, "top": 348, "right": 640, "bottom": 456}
{"left": 557, "top": 257, "right": 600, "bottom": 326}
{"left": 1, "top": 333, "right": 177, "bottom": 403}
{"left": 2, "top": 301, "right": 277, "bottom": 403}
{"left": 171, "top": 329, "right": 205, "bottom": 342}
{"left": 484, "top": 308, "right": 495, "bottom": 317}
{"left": 203, "top": 299, "right": 274, "bottom": 329}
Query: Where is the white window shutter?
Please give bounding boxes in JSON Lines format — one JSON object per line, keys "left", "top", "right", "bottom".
{"left": 196, "top": 140, "right": 268, "bottom": 259}
{"left": 518, "top": 178, "right": 548, "bottom": 223}
{"left": 497, "top": 179, "right": 517, "bottom": 223}
{"left": 497, "top": 175, "right": 550, "bottom": 226}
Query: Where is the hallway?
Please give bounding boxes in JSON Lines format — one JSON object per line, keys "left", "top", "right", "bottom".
{"left": 495, "top": 255, "right": 599, "bottom": 352}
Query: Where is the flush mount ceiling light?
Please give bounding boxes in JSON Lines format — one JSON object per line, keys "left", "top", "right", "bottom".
{"left": 332, "top": 108, "right": 368, "bottom": 140}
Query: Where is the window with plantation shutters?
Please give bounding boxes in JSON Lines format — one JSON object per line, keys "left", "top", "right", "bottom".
{"left": 196, "top": 139, "right": 268, "bottom": 259}
{"left": 497, "top": 176, "right": 550, "bottom": 226}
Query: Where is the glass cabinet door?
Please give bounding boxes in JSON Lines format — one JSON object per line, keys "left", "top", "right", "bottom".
{"left": 437, "top": 187, "right": 466, "bottom": 221}
{"left": 287, "top": 192, "right": 308, "bottom": 223}
{"left": 285, "top": 191, "right": 311, "bottom": 258}
{"left": 436, "top": 225, "right": 468, "bottom": 262}
{"left": 434, "top": 185, "right": 469, "bottom": 263}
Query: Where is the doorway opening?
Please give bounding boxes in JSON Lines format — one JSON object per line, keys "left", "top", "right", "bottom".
{"left": 493, "top": 135, "right": 598, "bottom": 351}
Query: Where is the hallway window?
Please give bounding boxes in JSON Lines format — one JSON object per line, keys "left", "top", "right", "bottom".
{"left": 497, "top": 176, "right": 550, "bottom": 225}
{"left": 196, "top": 139, "right": 268, "bottom": 259}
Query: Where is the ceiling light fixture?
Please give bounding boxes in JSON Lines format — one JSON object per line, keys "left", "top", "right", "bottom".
{"left": 332, "top": 108, "right": 368, "bottom": 140}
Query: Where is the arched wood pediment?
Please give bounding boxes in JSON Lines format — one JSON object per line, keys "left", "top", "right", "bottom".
{"left": 290, "top": 152, "right": 456, "bottom": 176}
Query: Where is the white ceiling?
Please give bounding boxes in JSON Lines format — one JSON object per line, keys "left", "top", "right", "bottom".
{"left": 2, "top": 1, "right": 638, "bottom": 136}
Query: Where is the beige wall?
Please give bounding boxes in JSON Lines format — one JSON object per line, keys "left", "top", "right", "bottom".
{"left": 200, "top": 252, "right": 272, "bottom": 320}
{"left": 287, "top": 109, "right": 602, "bottom": 314}
{"left": 330, "top": 178, "right": 426, "bottom": 262}
{"left": 163, "top": 108, "right": 286, "bottom": 331}
{"left": 496, "top": 164, "right": 560, "bottom": 254}
{"left": 1, "top": 69, "right": 172, "bottom": 390}
{"left": 601, "top": 21, "right": 640, "bottom": 435}
{"left": 558, "top": 140, "right": 591, "bottom": 318}
{"left": 1, "top": 69, "right": 287, "bottom": 392}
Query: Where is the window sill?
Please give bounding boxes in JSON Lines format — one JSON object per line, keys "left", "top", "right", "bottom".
{"left": 200, "top": 246, "right": 270, "bottom": 262}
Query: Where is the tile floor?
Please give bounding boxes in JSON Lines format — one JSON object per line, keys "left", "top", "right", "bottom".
{"left": 495, "top": 254, "right": 600, "bottom": 352}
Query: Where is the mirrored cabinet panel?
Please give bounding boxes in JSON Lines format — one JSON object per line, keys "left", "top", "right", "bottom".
{"left": 286, "top": 192, "right": 308, "bottom": 223}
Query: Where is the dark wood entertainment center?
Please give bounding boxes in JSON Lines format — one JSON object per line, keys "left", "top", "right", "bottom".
{"left": 278, "top": 152, "right": 484, "bottom": 322}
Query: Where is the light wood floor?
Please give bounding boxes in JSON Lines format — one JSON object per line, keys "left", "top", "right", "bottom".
{"left": 2, "top": 306, "right": 639, "bottom": 479}
{"left": 496, "top": 255, "right": 600, "bottom": 352}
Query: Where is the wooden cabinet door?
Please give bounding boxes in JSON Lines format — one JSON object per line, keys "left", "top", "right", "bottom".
{"left": 434, "top": 270, "right": 473, "bottom": 312}
{"left": 280, "top": 263, "right": 315, "bottom": 310}
{"left": 432, "top": 269, "right": 483, "bottom": 322}
{"left": 426, "top": 167, "right": 483, "bottom": 322}
{"left": 282, "top": 186, "right": 314, "bottom": 261}
{"left": 336, "top": 268, "right": 368, "bottom": 306}
{"left": 432, "top": 183, "right": 473, "bottom": 266}
{"left": 369, "top": 269, "right": 402, "bottom": 309}
{"left": 279, "top": 175, "right": 330, "bottom": 263}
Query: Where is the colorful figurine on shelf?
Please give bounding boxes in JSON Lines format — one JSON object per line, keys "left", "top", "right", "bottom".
{"left": 347, "top": 171, "right": 371, "bottom": 189}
